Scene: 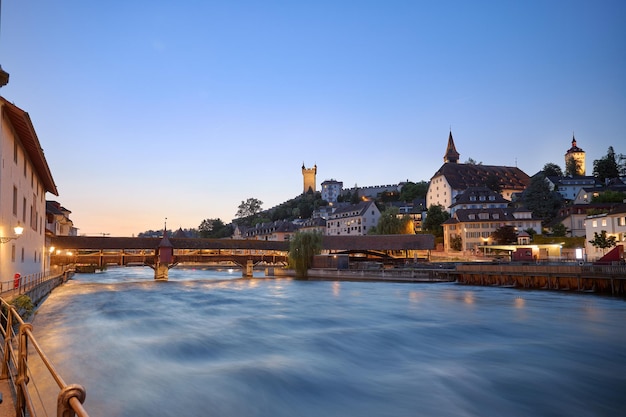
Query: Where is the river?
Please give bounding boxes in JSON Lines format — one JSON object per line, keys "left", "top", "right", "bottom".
{"left": 30, "top": 267, "right": 626, "bottom": 417}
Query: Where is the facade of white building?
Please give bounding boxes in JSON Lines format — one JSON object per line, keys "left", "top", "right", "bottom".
{"left": 0, "top": 97, "right": 58, "bottom": 279}
{"left": 584, "top": 204, "right": 626, "bottom": 261}
{"left": 326, "top": 201, "right": 381, "bottom": 236}
{"left": 443, "top": 207, "right": 542, "bottom": 252}
{"left": 321, "top": 179, "right": 343, "bottom": 204}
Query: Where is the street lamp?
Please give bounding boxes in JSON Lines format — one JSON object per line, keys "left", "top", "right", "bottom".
{"left": 0, "top": 223, "right": 24, "bottom": 244}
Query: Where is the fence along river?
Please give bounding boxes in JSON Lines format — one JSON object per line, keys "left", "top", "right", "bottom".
{"left": 24, "top": 267, "right": 626, "bottom": 417}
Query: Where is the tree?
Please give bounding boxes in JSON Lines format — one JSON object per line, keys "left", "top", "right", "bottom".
{"left": 592, "top": 190, "right": 626, "bottom": 203}
{"left": 422, "top": 204, "right": 450, "bottom": 237}
{"left": 370, "top": 207, "right": 413, "bottom": 235}
{"left": 551, "top": 223, "right": 569, "bottom": 237}
{"left": 350, "top": 185, "right": 361, "bottom": 204}
{"left": 288, "top": 231, "right": 323, "bottom": 278}
{"left": 484, "top": 173, "right": 502, "bottom": 194}
{"left": 593, "top": 146, "right": 620, "bottom": 182}
{"left": 542, "top": 163, "right": 563, "bottom": 177}
{"left": 465, "top": 158, "right": 482, "bottom": 165}
{"left": 588, "top": 230, "right": 617, "bottom": 254}
{"left": 399, "top": 181, "right": 429, "bottom": 202}
{"left": 565, "top": 157, "right": 581, "bottom": 177}
{"left": 491, "top": 225, "right": 518, "bottom": 245}
{"left": 198, "top": 218, "right": 232, "bottom": 238}
{"left": 236, "top": 198, "right": 263, "bottom": 219}
{"left": 450, "top": 235, "right": 463, "bottom": 251}
{"left": 521, "top": 174, "right": 562, "bottom": 224}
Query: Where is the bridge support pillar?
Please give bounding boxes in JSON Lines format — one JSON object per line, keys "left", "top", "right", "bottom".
{"left": 155, "top": 263, "right": 169, "bottom": 281}
{"left": 243, "top": 260, "right": 254, "bottom": 278}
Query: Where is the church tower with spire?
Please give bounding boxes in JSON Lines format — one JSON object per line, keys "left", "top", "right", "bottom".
{"left": 443, "top": 131, "right": 460, "bottom": 163}
{"left": 565, "top": 134, "right": 586, "bottom": 176}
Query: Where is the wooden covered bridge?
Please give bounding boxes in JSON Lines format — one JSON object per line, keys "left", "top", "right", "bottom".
{"left": 49, "top": 234, "right": 435, "bottom": 279}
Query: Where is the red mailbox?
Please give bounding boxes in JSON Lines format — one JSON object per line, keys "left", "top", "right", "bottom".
{"left": 13, "top": 273, "right": 21, "bottom": 289}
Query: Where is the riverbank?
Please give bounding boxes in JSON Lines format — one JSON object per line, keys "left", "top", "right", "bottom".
{"left": 267, "top": 263, "right": 626, "bottom": 295}
{"left": 268, "top": 267, "right": 455, "bottom": 283}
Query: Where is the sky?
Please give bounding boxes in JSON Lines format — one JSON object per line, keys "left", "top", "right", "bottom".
{"left": 1, "top": 1, "right": 625, "bottom": 236}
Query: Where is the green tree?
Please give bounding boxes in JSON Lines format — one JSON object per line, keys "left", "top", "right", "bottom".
{"left": 588, "top": 230, "right": 617, "bottom": 254}
{"left": 521, "top": 174, "right": 562, "bottom": 224}
{"left": 592, "top": 190, "right": 626, "bottom": 203}
{"left": 236, "top": 198, "right": 263, "bottom": 219}
{"left": 288, "top": 231, "right": 323, "bottom": 278}
{"left": 422, "top": 204, "right": 450, "bottom": 237}
{"left": 450, "top": 235, "right": 463, "bottom": 251}
{"left": 379, "top": 191, "right": 400, "bottom": 203}
{"left": 484, "top": 173, "right": 502, "bottom": 194}
{"left": 551, "top": 223, "right": 569, "bottom": 237}
{"left": 593, "top": 146, "right": 620, "bottom": 182}
{"left": 350, "top": 185, "right": 361, "bottom": 204}
{"left": 399, "top": 181, "right": 429, "bottom": 202}
{"left": 370, "top": 207, "right": 413, "bottom": 235}
{"left": 198, "top": 218, "right": 232, "bottom": 238}
{"left": 542, "top": 163, "right": 563, "bottom": 177}
{"left": 491, "top": 225, "right": 518, "bottom": 245}
{"left": 565, "top": 157, "right": 581, "bottom": 177}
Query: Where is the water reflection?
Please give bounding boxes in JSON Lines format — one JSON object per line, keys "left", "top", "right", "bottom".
{"left": 30, "top": 268, "right": 626, "bottom": 417}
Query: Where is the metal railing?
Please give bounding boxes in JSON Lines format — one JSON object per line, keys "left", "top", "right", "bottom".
{"left": 0, "top": 278, "right": 89, "bottom": 417}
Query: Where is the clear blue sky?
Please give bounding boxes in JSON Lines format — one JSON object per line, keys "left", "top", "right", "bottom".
{"left": 2, "top": 1, "right": 625, "bottom": 236}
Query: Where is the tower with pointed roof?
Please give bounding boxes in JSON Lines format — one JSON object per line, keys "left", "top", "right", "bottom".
{"left": 565, "top": 135, "right": 586, "bottom": 176}
{"left": 443, "top": 131, "right": 460, "bottom": 163}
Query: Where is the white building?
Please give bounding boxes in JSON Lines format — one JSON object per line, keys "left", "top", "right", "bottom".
{"left": 585, "top": 204, "right": 626, "bottom": 261}
{"left": 0, "top": 97, "right": 58, "bottom": 278}
{"left": 442, "top": 207, "right": 542, "bottom": 252}
{"left": 321, "top": 179, "right": 343, "bottom": 204}
{"left": 326, "top": 201, "right": 381, "bottom": 236}
{"left": 427, "top": 132, "right": 530, "bottom": 211}
{"left": 547, "top": 175, "right": 599, "bottom": 202}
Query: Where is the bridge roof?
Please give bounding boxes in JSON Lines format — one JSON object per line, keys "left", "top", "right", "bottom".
{"left": 50, "top": 234, "right": 435, "bottom": 252}
{"left": 322, "top": 234, "right": 434, "bottom": 251}
{"left": 50, "top": 236, "right": 290, "bottom": 251}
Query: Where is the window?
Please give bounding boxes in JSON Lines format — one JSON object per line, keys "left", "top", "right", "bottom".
{"left": 13, "top": 187, "right": 18, "bottom": 215}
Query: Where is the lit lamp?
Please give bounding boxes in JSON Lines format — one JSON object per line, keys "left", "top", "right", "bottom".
{"left": 0, "top": 223, "right": 24, "bottom": 244}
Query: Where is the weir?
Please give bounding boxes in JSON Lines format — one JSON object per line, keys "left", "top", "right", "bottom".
{"left": 453, "top": 263, "right": 626, "bottom": 295}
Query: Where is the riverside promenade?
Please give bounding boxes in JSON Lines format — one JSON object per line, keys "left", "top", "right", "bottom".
{"left": 0, "top": 268, "right": 86, "bottom": 417}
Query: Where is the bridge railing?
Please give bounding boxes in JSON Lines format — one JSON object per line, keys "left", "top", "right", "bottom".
{"left": 0, "top": 296, "right": 89, "bottom": 417}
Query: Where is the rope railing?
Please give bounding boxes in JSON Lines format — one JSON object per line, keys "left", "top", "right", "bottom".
{"left": 0, "top": 276, "right": 89, "bottom": 417}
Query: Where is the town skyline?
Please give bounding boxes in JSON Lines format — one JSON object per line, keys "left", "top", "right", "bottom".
{"left": 2, "top": 1, "right": 624, "bottom": 236}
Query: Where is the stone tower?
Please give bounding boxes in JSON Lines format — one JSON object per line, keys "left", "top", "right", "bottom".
{"left": 302, "top": 163, "right": 317, "bottom": 194}
{"left": 444, "top": 131, "right": 460, "bottom": 163}
{"left": 565, "top": 135, "right": 586, "bottom": 176}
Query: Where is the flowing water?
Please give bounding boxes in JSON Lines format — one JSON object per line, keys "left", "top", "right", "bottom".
{"left": 30, "top": 267, "right": 626, "bottom": 417}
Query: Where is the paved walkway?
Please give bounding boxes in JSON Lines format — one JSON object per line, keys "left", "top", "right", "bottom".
{"left": 0, "top": 379, "right": 15, "bottom": 417}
